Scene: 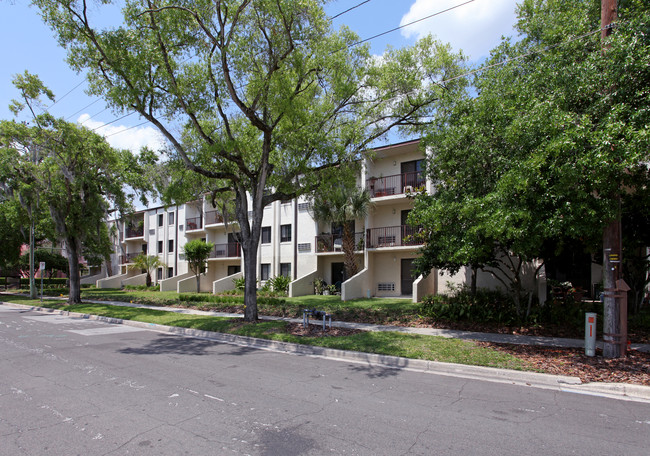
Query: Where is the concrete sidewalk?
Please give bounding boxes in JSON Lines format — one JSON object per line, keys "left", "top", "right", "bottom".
{"left": 38, "top": 295, "right": 650, "bottom": 353}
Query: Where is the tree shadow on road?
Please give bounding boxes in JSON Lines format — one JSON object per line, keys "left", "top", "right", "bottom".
{"left": 347, "top": 363, "right": 401, "bottom": 379}
{"left": 118, "top": 334, "right": 222, "bottom": 356}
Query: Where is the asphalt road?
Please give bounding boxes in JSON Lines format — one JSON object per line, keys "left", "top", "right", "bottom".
{"left": 1, "top": 305, "right": 649, "bottom": 456}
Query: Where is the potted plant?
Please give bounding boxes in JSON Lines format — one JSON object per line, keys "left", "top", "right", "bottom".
{"left": 314, "top": 277, "right": 325, "bottom": 295}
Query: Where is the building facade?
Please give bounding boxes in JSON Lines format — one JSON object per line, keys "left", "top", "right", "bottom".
{"left": 97, "top": 139, "right": 560, "bottom": 302}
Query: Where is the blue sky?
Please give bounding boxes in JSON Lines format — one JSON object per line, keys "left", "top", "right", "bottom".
{"left": 0, "top": 0, "right": 520, "bottom": 152}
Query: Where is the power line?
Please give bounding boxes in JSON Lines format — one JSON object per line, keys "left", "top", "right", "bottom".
{"left": 90, "top": 111, "right": 136, "bottom": 132}
{"left": 345, "top": 0, "right": 476, "bottom": 50}
{"left": 104, "top": 119, "right": 151, "bottom": 138}
{"left": 73, "top": 1, "right": 478, "bottom": 136}
{"left": 80, "top": 106, "right": 110, "bottom": 125}
{"left": 66, "top": 98, "right": 101, "bottom": 121}
{"left": 331, "top": 0, "right": 374, "bottom": 19}
{"left": 48, "top": 80, "right": 85, "bottom": 108}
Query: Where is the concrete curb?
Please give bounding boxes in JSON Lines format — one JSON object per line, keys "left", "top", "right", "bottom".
{"left": 3, "top": 301, "right": 649, "bottom": 402}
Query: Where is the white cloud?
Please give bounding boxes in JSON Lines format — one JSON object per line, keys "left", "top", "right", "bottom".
{"left": 400, "top": 0, "right": 519, "bottom": 60}
{"left": 77, "top": 114, "right": 166, "bottom": 153}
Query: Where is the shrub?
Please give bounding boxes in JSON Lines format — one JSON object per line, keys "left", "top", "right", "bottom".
{"left": 233, "top": 277, "right": 245, "bottom": 291}
{"left": 419, "top": 285, "right": 517, "bottom": 325}
{"left": 20, "top": 277, "right": 68, "bottom": 287}
{"left": 269, "top": 275, "right": 291, "bottom": 295}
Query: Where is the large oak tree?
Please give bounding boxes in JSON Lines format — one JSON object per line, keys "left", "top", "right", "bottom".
{"left": 33, "top": 0, "right": 467, "bottom": 320}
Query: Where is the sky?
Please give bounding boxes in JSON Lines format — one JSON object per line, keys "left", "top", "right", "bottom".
{"left": 0, "top": 0, "right": 520, "bottom": 154}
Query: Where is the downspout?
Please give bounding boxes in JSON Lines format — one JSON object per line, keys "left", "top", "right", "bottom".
{"left": 293, "top": 197, "right": 298, "bottom": 280}
{"left": 175, "top": 204, "right": 179, "bottom": 277}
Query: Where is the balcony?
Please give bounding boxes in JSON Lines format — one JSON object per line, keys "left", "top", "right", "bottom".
{"left": 186, "top": 216, "right": 203, "bottom": 231}
{"left": 125, "top": 224, "right": 144, "bottom": 239}
{"left": 208, "top": 242, "right": 241, "bottom": 259}
{"left": 316, "top": 233, "right": 364, "bottom": 253}
{"left": 366, "top": 171, "right": 425, "bottom": 198}
{"left": 204, "top": 210, "right": 224, "bottom": 226}
{"left": 119, "top": 252, "right": 142, "bottom": 264}
{"left": 366, "top": 225, "right": 422, "bottom": 249}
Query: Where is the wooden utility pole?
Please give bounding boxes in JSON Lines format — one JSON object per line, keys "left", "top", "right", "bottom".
{"left": 601, "top": 0, "right": 625, "bottom": 358}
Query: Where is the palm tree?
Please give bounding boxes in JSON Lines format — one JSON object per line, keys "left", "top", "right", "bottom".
{"left": 312, "top": 185, "right": 372, "bottom": 281}
{"left": 129, "top": 254, "right": 165, "bottom": 287}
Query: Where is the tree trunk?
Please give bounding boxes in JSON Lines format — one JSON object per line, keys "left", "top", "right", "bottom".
{"left": 470, "top": 266, "right": 478, "bottom": 296}
{"left": 196, "top": 274, "right": 201, "bottom": 293}
{"left": 236, "top": 185, "right": 263, "bottom": 322}
{"left": 342, "top": 222, "right": 358, "bottom": 279}
{"left": 66, "top": 237, "right": 82, "bottom": 304}
{"left": 145, "top": 273, "right": 152, "bottom": 287}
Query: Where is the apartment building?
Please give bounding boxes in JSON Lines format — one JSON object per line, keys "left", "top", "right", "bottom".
{"left": 96, "top": 139, "right": 468, "bottom": 301}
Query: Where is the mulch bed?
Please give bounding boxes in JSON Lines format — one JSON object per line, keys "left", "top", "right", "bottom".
{"left": 476, "top": 342, "right": 650, "bottom": 386}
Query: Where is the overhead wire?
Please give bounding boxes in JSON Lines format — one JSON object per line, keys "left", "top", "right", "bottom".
{"left": 344, "top": 0, "right": 476, "bottom": 50}
{"left": 66, "top": 98, "right": 101, "bottom": 121}
{"left": 71, "top": 0, "right": 487, "bottom": 139}
{"left": 331, "top": 0, "right": 374, "bottom": 19}
{"left": 47, "top": 79, "right": 85, "bottom": 108}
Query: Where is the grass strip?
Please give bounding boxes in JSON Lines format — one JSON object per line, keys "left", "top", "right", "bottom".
{"left": 2, "top": 295, "right": 528, "bottom": 371}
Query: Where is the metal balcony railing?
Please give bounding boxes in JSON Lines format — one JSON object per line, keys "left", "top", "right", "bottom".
{"left": 315, "top": 233, "right": 364, "bottom": 253}
{"left": 119, "top": 252, "right": 141, "bottom": 264}
{"left": 208, "top": 242, "right": 241, "bottom": 259}
{"left": 185, "top": 216, "right": 203, "bottom": 231}
{"left": 366, "top": 225, "right": 422, "bottom": 248}
{"left": 366, "top": 171, "right": 425, "bottom": 198}
{"left": 125, "top": 225, "right": 144, "bottom": 239}
{"left": 204, "top": 210, "right": 224, "bottom": 226}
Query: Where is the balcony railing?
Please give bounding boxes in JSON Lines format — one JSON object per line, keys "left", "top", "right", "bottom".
{"left": 205, "top": 210, "right": 224, "bottom": 226}
{"left": 366, "top": 171, "right": 425, "bottom": 198}
{"left": 119, "top": 252, "right": 142, "bottom": 264}
{"left": 186, "top": 216, "right": 203, "bottom": 231}
{"left": 315, "top": 233, "right": 364, "bottom": 253}
{"left": 366, "top": 225, "right": 422, "bottom": 249}
{"left": 125, "top": 224, "right": 144, "bottom": 239}
{"left": 208, "top": 242, "right": 241, "bottom": 259}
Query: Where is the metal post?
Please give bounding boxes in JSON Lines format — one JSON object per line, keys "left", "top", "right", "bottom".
{"left": 585, "top": 312, "right": 597, "bottom": 357}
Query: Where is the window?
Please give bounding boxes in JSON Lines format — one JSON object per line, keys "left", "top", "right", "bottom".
{"left": 158, "top": 240, "right": 163, "bottom": 254}
{"left": 168, "top": 212, "right": 175, "bottom": 225}
{"left": 280, "top": 224, "right": 292, "bottom": 242}
{"left": 167, "top": 267, "right": 174, "bottom": 278}
{"left": 280, "top": 225, "right": 291, "bottom": 242}
{"left": 168, "top": 239, "right": 174, "bottom": 253}
{"left": 228, "top": 265, "right": 241, "bottom": 276}
{"left": 158, "top": 214, "right": 164, "bottom": 227}
{"left": 157, "top": 267, "right": 163, "bottom": 281}
{"left": 260, "top": 263, "right": 270, "bottom": 281}
{"left": 142, "top": 244, "right": 147, "bottom": 254}
{"left": 261, "top": 226, "right": 271, "bottom": 244}
{"left": 280, "top": 263, "right": 291, "bottom": 278}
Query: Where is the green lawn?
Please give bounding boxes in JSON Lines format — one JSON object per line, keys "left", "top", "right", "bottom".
{"left": 0, "top": 294, "right": 528, "bottom": 371}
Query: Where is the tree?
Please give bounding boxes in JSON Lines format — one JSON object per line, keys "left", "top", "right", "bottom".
{"left": 311, "top": 178, "right": 372, "bottom": 280}
{"left": 0, "top": 199, "right": 26, "bottom": 275}
{"left": 410, "top": 0, "right": 650, "bottom": 319}
{"left": 129, "top": 254, "right": 166, "bottom": 287}
{"left": 183, "top": 239, "right": 214, "bottom": 293}
{"left": 19, "top": 248, "right": 69, "bottom": 279}
{"left": 34, "top": 0, "right": 467, "bottom": 321}
{"left": 0, "top": 71, "right": 140, "bottom": 303}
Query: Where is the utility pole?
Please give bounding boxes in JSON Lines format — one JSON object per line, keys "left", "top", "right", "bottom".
{"left": 601, "top": 0, "right": 625, "bottom": 358}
